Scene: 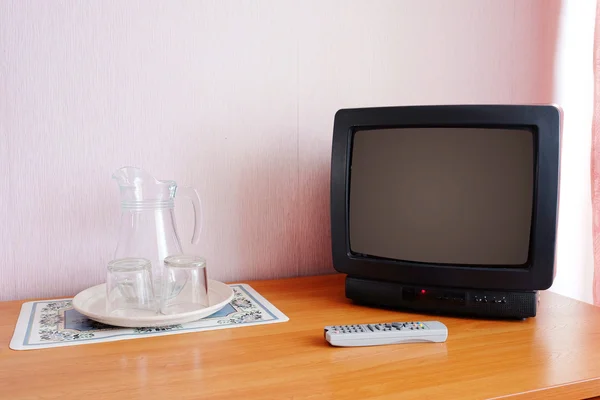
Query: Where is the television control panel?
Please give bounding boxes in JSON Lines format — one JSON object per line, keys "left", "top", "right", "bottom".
{"left": 346, "top": 276, "right": 538, "bottom": 319}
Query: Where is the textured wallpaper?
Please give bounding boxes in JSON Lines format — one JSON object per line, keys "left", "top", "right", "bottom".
{"left": 0, "top": 0, "right": 559, "bottom": 300}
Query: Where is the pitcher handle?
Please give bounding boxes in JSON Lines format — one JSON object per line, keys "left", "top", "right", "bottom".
{"left": 178, "top": 186, "right": 202, "bottom": 245}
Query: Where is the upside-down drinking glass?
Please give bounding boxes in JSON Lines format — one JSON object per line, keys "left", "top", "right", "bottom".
{"left": 106, "top": 258, "right": 156, "bottom": 317}
{"left": 161, "top": 255, "right": 209, "bottom": 315}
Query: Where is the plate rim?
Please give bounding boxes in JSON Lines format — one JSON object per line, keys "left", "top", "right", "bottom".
{"left": 72, "top": 279, "right": 234, "bottom": 327}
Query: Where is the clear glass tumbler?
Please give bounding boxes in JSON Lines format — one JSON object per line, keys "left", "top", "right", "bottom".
{"left": 161, "top": 255, "right": 209, "bottom": 315}
{"left": 106, "top": 258, "right": 156, "bottom": 317}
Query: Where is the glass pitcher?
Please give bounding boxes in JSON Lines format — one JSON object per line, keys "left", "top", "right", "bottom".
{"left": 112, "top": 167, "right": 202, "bottom": 296}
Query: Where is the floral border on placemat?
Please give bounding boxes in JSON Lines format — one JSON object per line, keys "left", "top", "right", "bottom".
{"left": 134, "top": 325, "right": 182, "bottom": 333}
{"left": 217, "top": 288, "right": 264, "bottom": 324}
{"left": 38, "top": 300, "right": 98, "bottom": 341}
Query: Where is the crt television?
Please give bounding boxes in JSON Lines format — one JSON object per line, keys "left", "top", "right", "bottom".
{"left": 330, "top": 105, "right": 561, "bottom": 319}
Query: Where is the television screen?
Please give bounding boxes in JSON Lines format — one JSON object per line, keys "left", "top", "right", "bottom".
{"left": 349, "top": 127, "right": 534, "bottom": 266}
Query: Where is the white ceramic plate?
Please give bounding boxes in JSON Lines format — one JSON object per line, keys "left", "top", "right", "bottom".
{"left": 72, "top": 279, "right": 234, "bottom": 328}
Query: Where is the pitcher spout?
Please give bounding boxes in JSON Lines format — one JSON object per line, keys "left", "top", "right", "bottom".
{"left": 112, "top": 166, "right": 149, "bottom": 187}
{"left": 112, "top": 166, "right": 177, "bottom": 205}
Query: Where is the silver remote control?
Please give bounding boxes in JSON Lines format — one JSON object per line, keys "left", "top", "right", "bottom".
{"left": 324, "top": 321, "right": 448, "bottom": 347}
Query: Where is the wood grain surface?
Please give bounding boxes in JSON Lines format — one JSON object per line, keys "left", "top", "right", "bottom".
{"left": 1, "top": 273, "right": 600, "bottom": 399}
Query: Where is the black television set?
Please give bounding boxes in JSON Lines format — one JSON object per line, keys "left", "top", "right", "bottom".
{"left": 330, "top": 104, "right": 561, "bottom": 319}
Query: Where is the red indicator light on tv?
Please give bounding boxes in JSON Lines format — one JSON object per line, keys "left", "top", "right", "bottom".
{"left": 420, "top": 289, "right": 426, "bottom": 294}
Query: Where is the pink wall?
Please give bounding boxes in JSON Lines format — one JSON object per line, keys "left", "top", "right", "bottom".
{"left": 0, "top": 0, "right": 560, "bottom": 300}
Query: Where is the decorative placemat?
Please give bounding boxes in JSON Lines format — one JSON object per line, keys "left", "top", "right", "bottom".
{"left": 10, "top": 284, "right": 288, "bottom": 350}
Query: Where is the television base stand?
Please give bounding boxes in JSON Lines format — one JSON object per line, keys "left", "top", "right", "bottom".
{"left": 345, "top": 276, "right": 538, "bottom": 319}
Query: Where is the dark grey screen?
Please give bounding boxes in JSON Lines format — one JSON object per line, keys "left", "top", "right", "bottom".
{"left": 349, "top": 127, "right": 534, "bottom": 265}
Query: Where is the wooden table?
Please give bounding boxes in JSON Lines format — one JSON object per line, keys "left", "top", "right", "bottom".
{"left": 1, "top": 274, "right": 600, "bottom": 399}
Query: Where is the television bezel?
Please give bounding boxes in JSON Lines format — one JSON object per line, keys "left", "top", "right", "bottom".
{"left": 330, "top": 104, "right": 560, "bottom": 291}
